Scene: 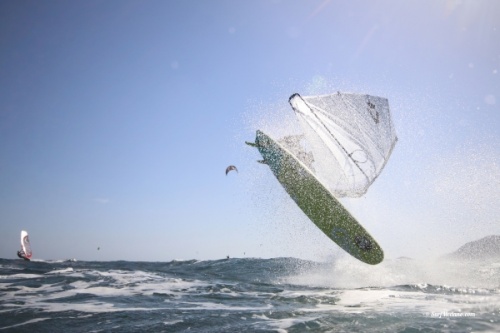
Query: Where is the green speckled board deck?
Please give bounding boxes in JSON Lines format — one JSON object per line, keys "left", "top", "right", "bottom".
{"left": 249, "top": 130, "right": 384, "bottom": 265}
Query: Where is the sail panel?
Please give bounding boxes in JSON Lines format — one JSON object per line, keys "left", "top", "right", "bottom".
{"left": 20, "top": 230, "right": 32, "bottom": 259}
{"left": 289, "top": 92, "right": 397, "bottom": 197}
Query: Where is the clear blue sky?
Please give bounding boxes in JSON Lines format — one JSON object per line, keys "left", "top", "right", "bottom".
{"left": 1, "top": 0, "right": 499, "bottom": 261}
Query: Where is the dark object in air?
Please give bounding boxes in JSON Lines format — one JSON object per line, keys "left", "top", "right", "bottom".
{"left": 225, "top": 165, "right": 238, "bottom": 175}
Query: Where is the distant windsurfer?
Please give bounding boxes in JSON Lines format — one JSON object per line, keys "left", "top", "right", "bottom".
{"left": 17, "top": 250, "right": 30, "bottom": 261}
{"left": 17, "top": 230, "right": 32, "bottom": 261}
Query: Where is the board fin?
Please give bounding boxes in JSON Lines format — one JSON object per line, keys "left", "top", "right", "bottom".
{"left": 245, "top": 141, "right": 258, "bottom": 147}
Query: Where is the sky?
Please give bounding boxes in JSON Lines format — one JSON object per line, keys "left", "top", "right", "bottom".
{"left": 1, "top": 0, "right": 499, "bottom": 262}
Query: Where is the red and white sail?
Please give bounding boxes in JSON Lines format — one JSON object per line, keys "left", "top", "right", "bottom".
{"left": 20, "top": 230, "right": 32, "bottom": 259}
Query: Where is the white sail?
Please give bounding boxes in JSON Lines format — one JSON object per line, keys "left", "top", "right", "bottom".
{"left": 288, "top": 92, "right": 397, "bottom": 197}
{"left": 20, "top": 230, "right": 32, "bottom": 259}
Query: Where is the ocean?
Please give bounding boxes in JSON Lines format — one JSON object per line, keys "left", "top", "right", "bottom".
{"left": 1, "top": 257, "right": 499, "bottom": 332}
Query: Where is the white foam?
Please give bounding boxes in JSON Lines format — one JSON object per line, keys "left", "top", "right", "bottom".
{"left": 25, "top": 300, "right": 164, "bottom": 313}
{"left": 0, "top": 267, "right": 213, "bottom": 314}
{"left": 177, "top": 301, "right": 273, "bottom": 312}
{"left": 277, "top": 287, "right": 500, "bottom": 316}
{"left": 46, "top": 267, "right": 74, "bottom": 274}
{"left": 0, "top": 318, "right": 50, "bottom": 331}
{"left": 253, "top": 314, "right": 321, "bottom": 332}
{"left": 0, "top": 273, "right": 44, "bottom": 279}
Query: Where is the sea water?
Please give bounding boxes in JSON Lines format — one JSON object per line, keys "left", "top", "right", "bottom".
{"left": 1, "top": 257, "right": 499, "bottom": 332}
